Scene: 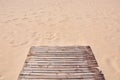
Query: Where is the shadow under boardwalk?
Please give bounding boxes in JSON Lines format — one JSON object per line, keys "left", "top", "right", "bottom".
{"left": 18, "top": 46, "right": 105, "bottom": 80}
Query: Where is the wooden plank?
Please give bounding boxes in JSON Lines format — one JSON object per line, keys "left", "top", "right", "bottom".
{"left": 28, "top": 57, "right": 96, "bottom": 61}
{"left": 28, "top": 53, "right": 89, "bottom": 57}
{"left": 22, "top": 67, "right": 95, "bottom": 71}
{"left": 21, "top": 68, "right": 99, "bottom": 74}
{"left": 24, "top": 65, "right": 96, "bottom": 68}
{"left": 18, "top": 46, "right": 105, "bottom": 80}
{"left": 19, "top": 79, "right": 97, "bottom": 80}
{"left": 19, "top": 79, "right": 98, "bottom": 80}
{"left": 21, "top": 70, "right": 98, "bottom": 73}
{"left": 19, "top": 74, "right": 103, "bottom": 79}
{"left": 28, "top": 56, "right": 96, "bottom": 59}
{"left": 29, "top": 46, "right": 88, "bottom": 53}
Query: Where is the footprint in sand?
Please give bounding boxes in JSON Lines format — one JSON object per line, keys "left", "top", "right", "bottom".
{"left": 2, "top": 18, "right": 19, "bottom": 24}
{"left": 3, "top": 20, "right": 11, "bottom": 23}
{"left": 0, "top": 75, "right": 5, "bottom": 80}
{"left": 105, "top": 25, "right": 113, "bottom": 32}
{"left": 31, "top": 32, "right": 38, "bottom": 38}
{"left": 18, "top": 41, "right": 29, "bottom": 46}
{"left": 9, "top": 37, "right": 29, "bottom": 47}
{"left": 31, "top": 32, "right": 41, "bottom": 41}
{"left": 105, "top": 24, "right": 120, "bottom": 33}
{"left": 21, "top": 14, "right": 29, "bottom": 20}
{"left": 7, "top": 14, "right": 14, "bottom": 17}
{"left": 28, "top": 20, "right": 32, "bottom": 22}
{"left": 37, "top": 22, "right": 45, "bottom": 25}
{"left": 48, "top": 23, "right": 56, "bottom": 27}
{"left": 11, "top": 41, "right": 29, "bottom": 47}
{"left": 58, "top": 15, "right": 70, "bottom": 24}
{"left": 21, "top": 17, "right": 28, "bottom": 20}
{"left": 34, "top": 15, "right": 40, "bottom": 18}
{"left": 34, "top": 37, "right": 41, "bottom": 41}
{"left": 43, "top": 32, "right": 59, "bottom": 41}
{"left": 15, "top": 23, "right": 23, "bottom": 26}
{"left": 12, "top": 18, "right": 19, "bottom": 21}
{"left": 47, "top": 18, "right": 53, "bottom": 22}
{"left": 106, "top": 56, "right": 120, "bottom": 72}
{"left": 32, "top": 12, "right": 37, "bottom": 15}
{"left": 113, "top": 56, "right": 120, "bottom": 72}
{"left": 106, "top": 58, "right": 115, "bottom": 70}
{"left": 45, "top": 32, "right": 55, "bottom": 40}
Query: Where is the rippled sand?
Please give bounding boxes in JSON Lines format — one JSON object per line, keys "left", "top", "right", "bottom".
{"left": 0, "top": 0, "right": 120, "bottom": 80}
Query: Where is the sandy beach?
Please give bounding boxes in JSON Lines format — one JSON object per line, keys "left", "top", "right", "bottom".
{"left": 0, "top": 0, "right": 120, "bottom": 80}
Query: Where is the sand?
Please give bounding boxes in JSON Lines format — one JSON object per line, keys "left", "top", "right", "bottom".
{"left": 0, "top": 0, "right": 120, "bottom": 80}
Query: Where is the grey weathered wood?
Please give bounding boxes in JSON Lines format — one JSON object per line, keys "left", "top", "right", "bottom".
{"left": 18, "top": 46, "right": 105, "bottom": 80}
{"left": 29, "top": 46, "right": 86, "bottom": 52}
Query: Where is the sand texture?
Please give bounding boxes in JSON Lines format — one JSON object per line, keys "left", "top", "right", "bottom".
{"left": 0, "top": 0, "right": 120, "bottom": 80}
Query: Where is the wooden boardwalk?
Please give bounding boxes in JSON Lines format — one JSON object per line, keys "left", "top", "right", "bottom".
{"left": 18, "top": 46, "right": 105, "bottom": 80}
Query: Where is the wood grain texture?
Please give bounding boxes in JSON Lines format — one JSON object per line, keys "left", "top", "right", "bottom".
{"left": 18, "top": 46, "right": 105, "bottom": 80}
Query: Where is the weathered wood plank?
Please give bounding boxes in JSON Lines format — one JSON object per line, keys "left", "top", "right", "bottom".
{"left": 28, "top": 53, "right": 89, "bottom": 57}
{"left": 28, "top": 56, "right": 96, "bottom": 59}
{"left": 19, "top": 74, "right": 103, "bottom": 79}
{"left": 19, "top": 79, "right": 99, "bottom": 80}
{"left": 21, "top": 70, "right": 98, "bottom": 74}
{"left": 29, "top": 46, "right": 88, "bottom": 53}
{"left": 22, "top": 67, "right": 96, "bottom": 71}
{"left": 28, "top": 57, "right": 96, "bottom": 61}
{"left": 19, "top": 79, "right": 97, "bottom": 80}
